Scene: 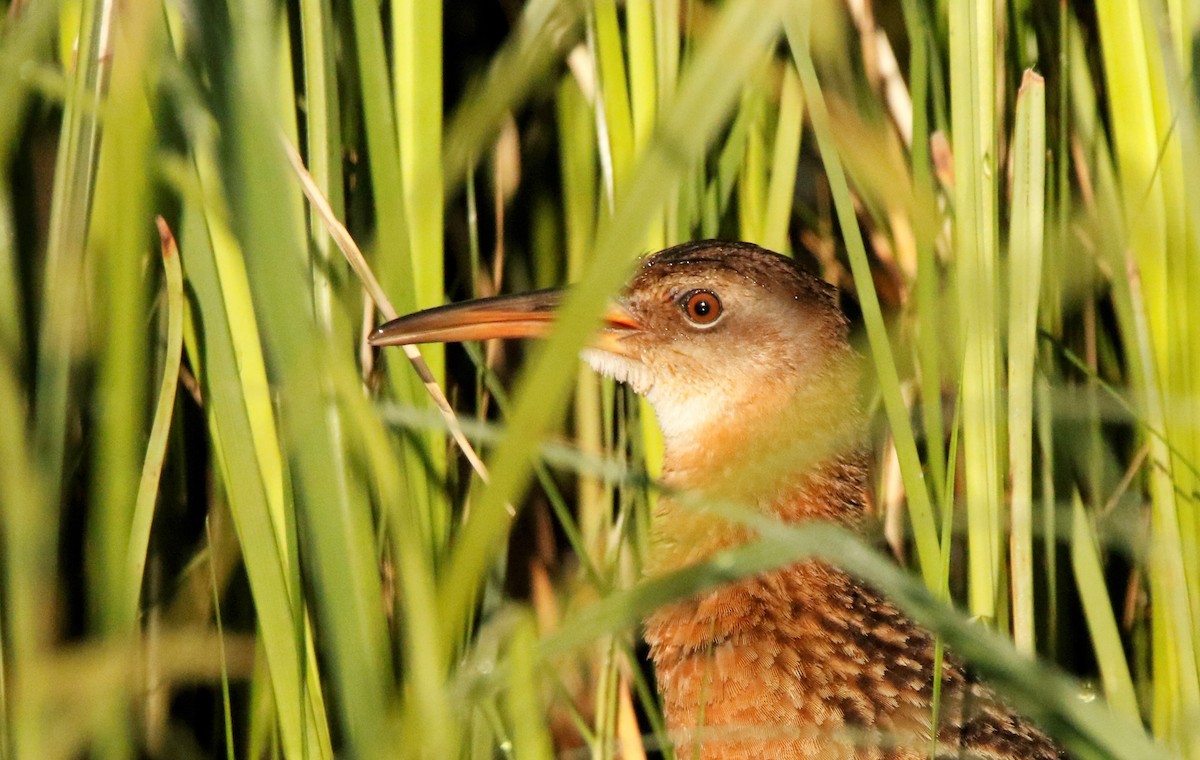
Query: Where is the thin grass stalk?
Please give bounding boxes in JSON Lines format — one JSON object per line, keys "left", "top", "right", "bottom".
{"left": 653, "top": 0, "right": 681, "bottom": 241}
{"left": 273, "top": 16, "right": 345, "bottom": 759}
{"left": 629, "top": 1, "right": 667, "bottom": 546}
{"left": 627, "top": 0, "right": 665, "bottom": 259}
{"left": 626, "top": 0, "right": 656, "bottom": 155}
{"left": 394, "top": 0, "right": 444, "bottom": 319}
{"left": 1006, "top": 70, "right": 1046, "bottom": 656}
{"left": 17, "top": 12, "right": 113, "bottom": 747}
{"left": 557, "top": 74, "right": 610, "bottom": 565}
{"left": 36, "top": 0, "right": 108, "bottom": 510}
{"left": 293, "top": 26, "right": 368, "bottom": 742}
{"left": 785, "top": 7, "right": 941, "bottom": 589}
{"left": 298, "top": 0, "right": 349, "bottom": 343}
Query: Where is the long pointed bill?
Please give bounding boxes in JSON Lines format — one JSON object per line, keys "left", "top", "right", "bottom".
{"left": 368, "top": 289, "right": 641, "bottom": 351}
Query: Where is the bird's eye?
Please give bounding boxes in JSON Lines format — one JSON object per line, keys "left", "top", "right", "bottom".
{"left": 681, "top": 290, "right": 722, "bottom": 326}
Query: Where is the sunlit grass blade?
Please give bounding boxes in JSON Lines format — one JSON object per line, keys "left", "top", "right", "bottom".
{"left": 1094, "top": 2, "right": 1200, "bottom": 750}
{"left": 762, "top": 62, "right": 803, "bottom": 253}
{"left": 393, "top": 0, "right": 448, "bottom": 547}
{"left": 557, "top": 72, "right": 611, "bottom": 561}
{"left": 948, "top": 0, "right": 1002, "bottom": 624}
{"left": 1006, "top": 70, "right": 1046, "bottom": 656}
{"left": 737, "top": 78, "right": 768, "bottom": 243}
{"left": 593, "top": 0, "right": 634, "bottom": 197}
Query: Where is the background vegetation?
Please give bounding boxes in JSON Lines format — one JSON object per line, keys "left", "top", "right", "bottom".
{"left": 1, "top": 0, "right": 1198, "bottom": 758}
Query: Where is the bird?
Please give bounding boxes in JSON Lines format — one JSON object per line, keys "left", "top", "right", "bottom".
{"left": 370, "top": 240, "right": 1063, "bottom": 760}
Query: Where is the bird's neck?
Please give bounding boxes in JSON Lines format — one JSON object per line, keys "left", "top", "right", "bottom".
{"left": 644, "top": 361, "right": 868, "bottom": 577}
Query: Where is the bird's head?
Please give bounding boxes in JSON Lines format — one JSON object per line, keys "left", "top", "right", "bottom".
{"left": 371, "top": 240, "right": 863, "bottom": 499}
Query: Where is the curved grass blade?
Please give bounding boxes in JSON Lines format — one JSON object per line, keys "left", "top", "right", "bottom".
{"left": 125, "top": 218, "right": 185, "bottom": 626}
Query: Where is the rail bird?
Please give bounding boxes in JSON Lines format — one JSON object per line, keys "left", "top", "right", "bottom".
{"left": 371, "top": 240, "right": 1062, "bottom": 759}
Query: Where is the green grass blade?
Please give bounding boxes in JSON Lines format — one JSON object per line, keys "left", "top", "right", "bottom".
{"left": 1006, "top": 70, "right": 1046, "bottom": 656}
{"left": 762, "top": 63, "right": 803, "bottom": 252}
{"left": 1070, "top": 492, "right": 1140, "bottom": 721}
{"left": 505, "top": 616, "right": 554, "bottom": 760}
{"left": 949, "top": 0, "right": 1002, "bottom": 624}
{"left": 593, "top": 0, "right": 634, "bottom": 195}
{"left": 179, "top": 198, "right": 321, "bottom": 760}
{"left": 1094, "top": 2, "right": 1200, "bottom": 749}
{"left": 125, "top": 219, "right": 185, "bottom": 626}
{"left": 737, "top": 79, "right": 768, "bottom": 243}
{"left": 88, "top": 4, "right": 159, "bottom": 638}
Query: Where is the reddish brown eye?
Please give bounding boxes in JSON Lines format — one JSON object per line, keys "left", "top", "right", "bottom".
{"left": 682, "top": 290, "right": 722, "bottom": 325}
